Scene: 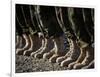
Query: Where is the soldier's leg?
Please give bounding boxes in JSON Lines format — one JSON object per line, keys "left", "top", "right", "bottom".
{"left": 52, "top": 7, "right": 81, "bottom": 66}
{"left": 16, "top": 4, "right": 32, "bottom": 55}
{"left": 73, "top": 8, "right": 94, "bottom": 69}
{"left": 34, "top": 6, "right": 66, "bottom": 61}
{"left": 56, "top": 7, "right": 79, "bottom": 65}
{"left": 69, "top": 8, "right": 94, "bottom": 69}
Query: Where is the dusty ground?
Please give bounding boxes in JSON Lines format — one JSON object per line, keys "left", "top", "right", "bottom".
{"left": 16, "top": 55, "right": 68, "bottom": 73}
{"left": 16, "top": 55, "right": 94, "bottom": 73}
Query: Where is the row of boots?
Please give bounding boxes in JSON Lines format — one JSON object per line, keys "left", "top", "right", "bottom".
{"left": 16, "top": 32, "right": 94, "bottom": 70}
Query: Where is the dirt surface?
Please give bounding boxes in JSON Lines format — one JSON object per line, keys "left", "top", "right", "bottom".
{"left": 16, "top": 54, "right": 94, "bottom": 73}
{"left": 16, "top": 55, "right": 68, "bottom": 73}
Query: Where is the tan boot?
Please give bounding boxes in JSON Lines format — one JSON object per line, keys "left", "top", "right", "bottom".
{"left": 43, "top": 47, "right": 55, "bottom": 59}
{"left": 73, "top": 46, "right": 94, "bottom": 69}
{"left": 68, "top": 40, "right": 90, "bottom": 69}
{"left": 30, "top": 37, "right": 45, "bottom": 58}
{"left": 56, "top": 38, "right": 74, "bottom": 63}
{"left": 16, "top": 34, "right": 31, "bottom": 55}
{"left": 23, "top": 34, "right": 33, "bottom": 56}
{"left": 60, "top": 40, "right": 80, "bottom": 67}
{"left": 49, "top": 36, "right": 66, "bottom": 63}
{"left": 23, "top": 34, "right": 42, "bottom": 56}
{"left": 16, "top": 35, "right": 26, "bottom": 50}
{"left": 68, "top": 47, "right": 87, "bottom": 69}
{"left": 43, "top": 38, "right": 57, "bottom": 59}
{"left": 34, "top": 38, "right": 47, "bottom": 58}
{"left": 34, "top": 38, "right": 54, "bottom": 59}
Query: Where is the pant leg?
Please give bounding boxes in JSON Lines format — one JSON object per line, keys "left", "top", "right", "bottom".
{"left": 30, "top": 5, "right": 41, "bottom": 33}
{"left": 83, "top": 8, "right": 94, "bottom": 44}
{"left": 61, "top": 7, "right": 77, "bottom": 40}
{"left": 39, "top": 6, "right": 64, "bottom": 38}
{"left": 21, "top": 5, "right": 36, "bottom": 34}
{"left": 16, "top": 4, "right": 30, "bottom": 35}
{"left": 68, "top": 7, "right": 91, "bottom": 45}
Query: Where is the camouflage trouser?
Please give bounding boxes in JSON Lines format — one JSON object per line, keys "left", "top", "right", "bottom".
{"left": 67, "top": 7, "right": 94, "bottom": 46}
{"left": 54, "top": 6, "right": 94, "bottom": 46}
{"left": 16, "top": 4, "right": 94, "bottom": 47}
{"left": 37, "top": 6, "right": 64, "bottom": 38}
{"left": 16, "top": 4, "right": 41, "bottom": 36}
